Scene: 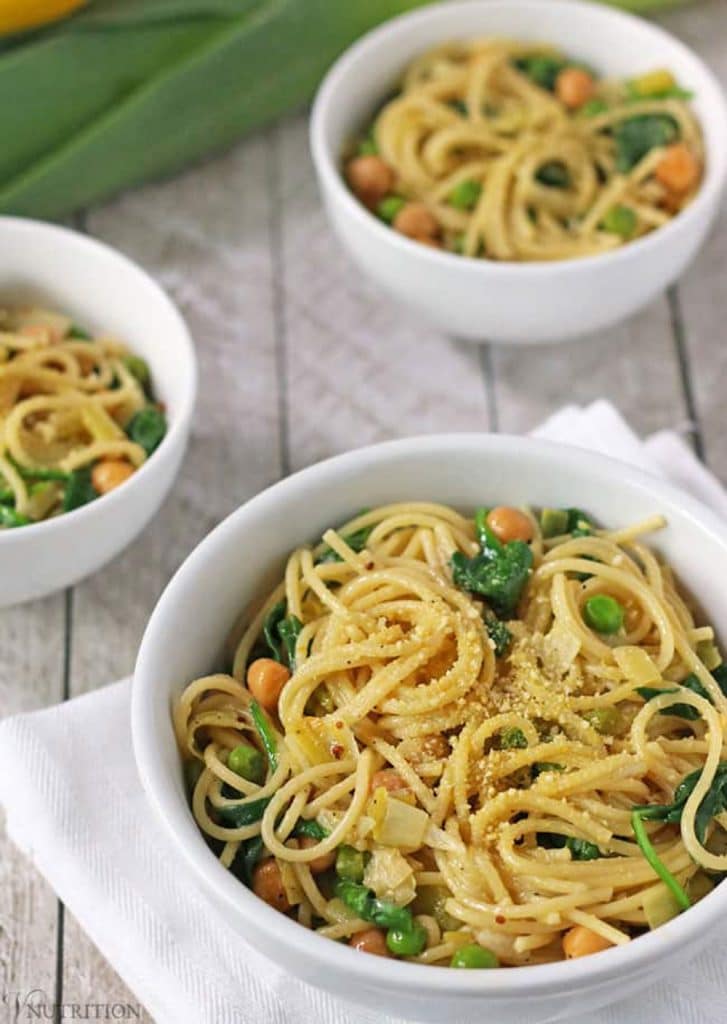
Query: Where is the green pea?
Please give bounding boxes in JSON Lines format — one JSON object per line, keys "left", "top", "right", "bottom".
{"left": 583, "top": 594, "right": 624, "bottom": 635}
{"left": 377, "top": 195, "right": 406, "bottom": 223}
{"left": 123, "top": 354, "right": 151, "bottom": 388}
{"left": 228, "top": 743, "right": 265, "bottom": 784}
{"left": 450, "top": 943, "right": 499, "bottom": 968}
{"left": 601, "top": 205, "right": 637, "bottom": 239}
{"left": 583, "top": 706, "right": 623, "bottom": 736}
{"left": 449, "top": 179, "right": 482, "bottom": 210}
{"left": 386, "top": 922, "right": 427, "bottom": 957}
{"left": 335, "top": 844, "right": 367, "bottom": 883}
{"left": 500, "top": 727, "right": 527, "bottom": 749}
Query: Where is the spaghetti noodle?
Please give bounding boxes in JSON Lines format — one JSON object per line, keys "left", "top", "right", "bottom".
{"left": 175, "top": 502, "right": 727, "bottom": 967}
{"left": 344, "top": 40, "right": 703, "bottom": 260}
{"left": 0, "top": 305, "right": 166, "bottom": 527}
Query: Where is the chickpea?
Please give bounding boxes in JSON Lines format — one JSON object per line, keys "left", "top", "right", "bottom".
{"left": 349, "top": 927, "right": 390, "bottom": 957}
{"left": 486, "top": 506, "right": 534, "bottom": 544}
{"left": 91, "top": 458, "right": 135, "bottom": 495}
{"left": 392, "top": 203, "right": 440, "bottom": 243}
{"left": 247, "top": 657, "right": 290, "bottom": 711}
{"left": 556, "top": 67, "right": 596, "bottom": 109}
{"left": 20, "top": 323, "right": 55, "bottom": 344}
{"left": 417, "top": 236, "right": 443, "bottom": 249}
{"left": 252, "top": 858, "right": 291, "bottom": 912}
{"left": 562, "top": 925, "right": 613, "bottom": 959}
{"left": 300, "top": 836, "right": 336, "bottom": 874}
{"left": 656, "top": 143, "right": 700, "bottom": 194}
{"left": 371, "top": 769, "right": 408, "bottom": 794}
{"left": 346, "top": 155, "right": 395, "bottom": 208}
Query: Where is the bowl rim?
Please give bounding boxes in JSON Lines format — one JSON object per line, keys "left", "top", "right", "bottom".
{"left": 0, "top": 215, "right": 198, "bottom": 543}
{"left": 310, "top": 0, "right": 727, "bottom": 276}
{"left": 133, "top": 432, "right": 727, "bottom": 998}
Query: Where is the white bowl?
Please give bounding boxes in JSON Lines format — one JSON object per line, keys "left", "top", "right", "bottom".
{"left": 310, "top": 0, "right": 727, "bottom": 345}
{"left": 133, "top": 434, "right": 727, "bottom": 1024}
{"left": 0, "top": 217, "right": 197, "bottom": 606}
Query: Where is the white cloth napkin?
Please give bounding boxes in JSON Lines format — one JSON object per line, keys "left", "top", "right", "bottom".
{"left": 2, "top": 401, "right": 726, "bottom": 1024}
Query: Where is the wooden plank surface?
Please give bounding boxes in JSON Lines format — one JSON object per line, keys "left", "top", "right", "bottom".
{"left": 0, "top": 596, "right": 65, "bottom": 1017}
{"left": 2, "top": 3, "right": 727, "bottom": 1019}
{"left": 657, "top": 0, "right": 727, "bottom": 476}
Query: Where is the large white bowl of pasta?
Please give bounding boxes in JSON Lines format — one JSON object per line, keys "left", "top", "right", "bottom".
{"left": 0, "top": 217, "right": 196, "bottom": 605}
{"left": 134, "top": 433, "right": 727, "bottom": 1023}
{"left": 310, "top": 0, "right": 727, "bottom": 344}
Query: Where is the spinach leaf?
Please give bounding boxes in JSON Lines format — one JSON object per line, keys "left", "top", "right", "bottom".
{"left": 537, "top": 833, "right": 601, "bottom": 859}
{"left": 127, "top": 405, "right": 167, "bottom": 455}
{"left": 293, "top": 818, "right": 328, "bottom": 840}
{"left": 513, "top": 55, "right": 566, "bottom": 91}
{"left": 218, "top": 796, "right": 271, "bottom": 828}
{"left": 0, "top": 505, "right": 30, "bottom": 528}
{"left": 62, "top": 467, "right": 98, "bottom": 512}
{"left": 566, "top": 507, "right": 593, "bottom": 537}
{"left": 250, "top": 700, "right": 278, "bottom": 774}
{"left": 232, "top": 834, "right": 266, "bottom": 884}
{"left": 485, "top": 614, "right": 512, "bottom": 657}
{"left": 278, "top": 615, "right": 303, "bottom": 669}
{"left": 499, "top": 727, "right": 527, "bottom": 750}
{"left": 69, "top": 324, "right": 92, "bottom": 340}
{"left": 533, "top": 762, "right": 565, "bottom": 777}
{"left": 451, "top": 508, "right": 532, "bottom": 617}
{"left": 317, "top": 509, "right": 373, "bottom": 563}
{"left": 638, "top": 668, "right": 727, "bottom": 722}
{"left": 262, "top": 600, "right": 286, "bottom": 662}
{"left": 11, "top": 460, "right": 69, "bottom": 482}
{"left": 631, "top": 810, "right": 690, "bottom": 910}
{"left": 613, "top": 114, "right": 678, "bottom": 172}
{"left": 448, "top": 98, "right": 468, "bottom": 115}
{"left": 261, "top": 600, "right": 302, "bottom": 669}
{"left": 536, "top": 161, "right": 571, "bottom": 188}
{"left": 633, "top": 762, "right": 727, "bottom": 845}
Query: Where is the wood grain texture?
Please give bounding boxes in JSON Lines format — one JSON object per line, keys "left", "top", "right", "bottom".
{"left": 62, "top": 133, "right": 283, "bottom": 1017}
{"left": 0, "top": 596, "right": 65, "bottom": 1017}
{"left": 275, "top": 117, "right": 493, "bottom": 471}
{"left": 655, "top": 0, "right": 727, "bottom": 478}
{"left": 2, "top": 4, "right": 726, "bottom": 1019}
{"left": 489, "top": 294, "right": 689, "bottom": 436}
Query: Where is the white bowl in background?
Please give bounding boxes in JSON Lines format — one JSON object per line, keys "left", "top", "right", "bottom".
{"left": 0, "top": 217, "right": 197, "bottom": 606}
{"left": 310, "top": 0, "right": 727, "bottom": 344}
{"left": 133, "top": 434, "right": 727, "bottom": 1024}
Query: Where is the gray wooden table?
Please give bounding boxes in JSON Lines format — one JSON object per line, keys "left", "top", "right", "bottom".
{"left": 2, "top": 3, "right": 726, "bottom": 1019}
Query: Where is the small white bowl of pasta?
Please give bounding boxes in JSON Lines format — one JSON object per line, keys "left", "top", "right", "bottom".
{"left": 134, "top": 433, "right": 727, "bottom": 1024}
{"left": 310, "top": 0, "right": 727, "bottom": 344}
{"left": 0, "top": 217, "right": 196, "bottom": 606}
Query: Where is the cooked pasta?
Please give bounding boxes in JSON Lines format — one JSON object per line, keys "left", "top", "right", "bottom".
{"left": 175, "top": 502, "right": 727, "bottom": 967}
{"left": 344, "top": 40, "right": 703, "bottom": 260}
{"left": 0, "top": 305, "right": 167, "bottom": 527}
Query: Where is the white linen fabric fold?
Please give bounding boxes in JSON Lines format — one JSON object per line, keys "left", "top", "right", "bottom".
{"left": 1, "top": 401, "right": 726, "bottom": 1024}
